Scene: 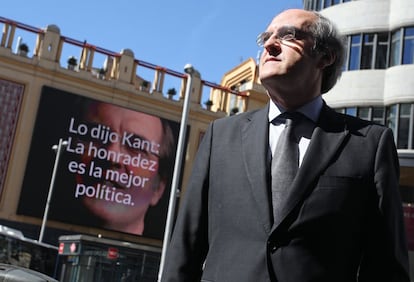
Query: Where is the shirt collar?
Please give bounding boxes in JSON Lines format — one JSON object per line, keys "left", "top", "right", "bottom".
{"left": 268, "top": 96, "right": 323, "bottom": 123}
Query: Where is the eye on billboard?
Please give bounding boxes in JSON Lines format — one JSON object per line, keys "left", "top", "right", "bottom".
{"left": 18, "top": 86, "right": 184, "bottom": 240}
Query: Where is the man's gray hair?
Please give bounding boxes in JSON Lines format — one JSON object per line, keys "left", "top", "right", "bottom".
{"left": 309, "top": 12, "right": 346, "bottom": 94}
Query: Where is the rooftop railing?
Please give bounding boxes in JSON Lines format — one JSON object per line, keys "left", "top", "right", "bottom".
{"left": 0, "top": 16, "right": 247, "bottom": 113}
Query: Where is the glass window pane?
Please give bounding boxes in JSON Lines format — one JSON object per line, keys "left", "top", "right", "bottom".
{"left": 405, "top": 26, "right": 414, "bottom": 36}
{"left": 343, "top": 36, "right": 350, "bottom": 71}
{"left": 398, "top": 104, "right": 411, "bottom": 149}
{"left": 372, "top": 107, "right": 384, "bottom": 124}
{"left": 324, "top": 0, "right": 331, "bottom": 8}
{"left": 375, "top": 33, "right": 389, "bottom": 69}
{"left": 373, "top": 106, "right": 385, "bottom": 125}
{"left": 345, "top": 107, "right": 357, "bottom": 117}
{"left": 401, "top": 103, "right": 411, "bottom": 115}
{"left": 403, "top": 27, "right": 414, "bottom": 65}
{"left": 229, "top": 94, "right": 237, "bottom": 110}
{"left": 358, "top": 107, "right": 370, "bottom": 120}
{"left": 386, "top": 105, "right": 398, "bottom": 136}
{"left": 316, "top": 0, "right": 322, "bottom": 10}
{"left": 390, "top": 29, "right": 401, "bottom": 66}
{"left": 305, "top": 0, "right": 311, "bottom": 10}
{"left": 361, "top": 34, "right": 374, "bottom": 69}
{"left": 349, "top": 35, "right": 362, "bottom": 70}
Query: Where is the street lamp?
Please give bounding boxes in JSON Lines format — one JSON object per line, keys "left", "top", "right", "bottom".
{"left": 158, "top": 64, "right": 196, "bottom": 281}
{"left": 38, "top": 138, "right": 68, "bottom": 243}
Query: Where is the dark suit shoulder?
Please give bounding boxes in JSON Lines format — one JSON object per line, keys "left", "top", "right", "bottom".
{"left": 212, "top": 107, "right": 267, "bottom": 128}
{"left": 204, "top": 107, "right": 268, "bottom": 147}
{"left": 322, "top": 106, "right": 387, "bottom": 137}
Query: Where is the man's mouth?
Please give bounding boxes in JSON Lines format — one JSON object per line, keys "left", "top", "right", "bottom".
{"left": 265, "top": 56, "right": 281, "bottom": 63}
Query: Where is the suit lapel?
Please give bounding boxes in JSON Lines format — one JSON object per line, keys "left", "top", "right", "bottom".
{"left": 241, "top": 104, "right": 273, "bottom": 232}
{"left": 272, "top": 104, "right": 350, "bottom": 230}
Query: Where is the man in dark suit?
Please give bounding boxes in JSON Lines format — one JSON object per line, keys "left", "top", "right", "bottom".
{"left": 161, "top": 9, "right": 410, "bottom": 282}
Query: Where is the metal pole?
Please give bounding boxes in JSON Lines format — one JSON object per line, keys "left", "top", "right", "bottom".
{"left": 158, "top": 64, "right": 195, "bottom": 281}
{"left": 38, "top": 138, "right": 67, "bottom": 243}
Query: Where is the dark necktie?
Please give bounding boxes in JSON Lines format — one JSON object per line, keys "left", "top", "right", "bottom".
{"left": 271, "top": 112, "right": 301, "bottom": 223}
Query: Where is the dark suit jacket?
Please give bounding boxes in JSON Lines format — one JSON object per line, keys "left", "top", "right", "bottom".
{"left": 161, "top": 102, "right": 410, "bottom": 282}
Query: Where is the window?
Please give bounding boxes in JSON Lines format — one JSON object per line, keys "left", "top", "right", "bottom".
{"left": 345, "top": 107, "right": 357, "bottom": 117}
{"left": 375, "top": 33, "right": 389, "bottom": 69}
{"left": 304, "top": 0, "right": 352, "bottom": 11}
{"left": 323, "top": 0, "right": 342, "bottom": 8}
{"left": 346, "top": 33, "right": 389, "bottom": 70}
{"left": 349, "top": 35, "right": 362, "bottom": 70}
{"left": 228, "top": 94, "right": 244, "bottom": 115}
{"left": 324, "top": 0, "right": 331, "bottom": 8}
{"left": 372, "top": 107, "right": 385, "bottom": 125}
{"left": 358, "top": 107, "right": 370, "bottom": 120}
{"left": 403, "top": 27, "right": 414, "bottom": 65}
{"left": 343, "top": 27, "right": 414, "bottom": 70}
{"left": 398, "top": 104, "right": 411, "bottom": 149}
{"left": 386, "top": 104, "right": 398, "bottom": 135}
{"left": 390, "top": 29, "right": 402, "bottom": 66}
{"left": 316, "top": 0, "right": 322, "bottom": 10}
{"left": 361, "top": 34, "right": 374, "bottom": 69}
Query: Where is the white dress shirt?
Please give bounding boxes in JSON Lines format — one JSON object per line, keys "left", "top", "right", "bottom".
{"left": 268, "top": 96, "right": 322, "bottom": 166}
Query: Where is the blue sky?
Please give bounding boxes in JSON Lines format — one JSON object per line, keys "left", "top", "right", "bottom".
{"left": 3, "top": 0, "right": 303, "bottom": 85}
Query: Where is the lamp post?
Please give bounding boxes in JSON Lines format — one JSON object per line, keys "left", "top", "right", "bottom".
{"left": 38, "top": 138, "right": 68, "bottom": 243}
{"left": 158, "top": 64, "right": 196, "bottom": 281}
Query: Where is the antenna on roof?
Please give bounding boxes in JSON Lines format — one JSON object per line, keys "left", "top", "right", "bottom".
{"left": 256, "top": 50, "right": 262, "bottom": 65}
{"left": 15, "top": 36, "right": 22, "bottom": 54}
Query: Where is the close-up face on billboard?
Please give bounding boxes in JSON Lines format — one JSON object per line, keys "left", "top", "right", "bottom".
{"left": 18, "top": 86, "right": 181, "bottom": 240}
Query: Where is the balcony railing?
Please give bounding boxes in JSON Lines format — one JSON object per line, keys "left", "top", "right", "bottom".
{"left": 0, "top": 16, "right": 247, "bottom": 113}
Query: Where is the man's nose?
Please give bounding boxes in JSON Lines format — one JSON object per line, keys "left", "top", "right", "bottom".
{"left": 264, "top": 37, "right": 282, "bottom": 56}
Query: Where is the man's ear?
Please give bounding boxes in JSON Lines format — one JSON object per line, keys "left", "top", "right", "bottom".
{"left": 150, "top": 180, "right": 166, "bottom": 206}
{"left": 318, "top": 49, "right": 336, "bottom": 69}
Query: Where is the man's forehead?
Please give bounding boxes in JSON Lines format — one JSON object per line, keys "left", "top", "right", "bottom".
{"left": 268, "top": 9, "right": 317, "bottom": 30}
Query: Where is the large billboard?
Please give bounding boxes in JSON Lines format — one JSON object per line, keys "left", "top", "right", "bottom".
{"left": 18, "top": 86, "right": 183, "bottom": 240}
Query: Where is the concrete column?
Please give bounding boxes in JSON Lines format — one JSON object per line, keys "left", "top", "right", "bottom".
{"left": 116, "top": 48, "right": 135, "bottom": 83}
{"left": 189, "top": 70, "right": 202, "bottom": 105}
{"left": 37, "top": 25, "right": 61, "bottom": 62}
